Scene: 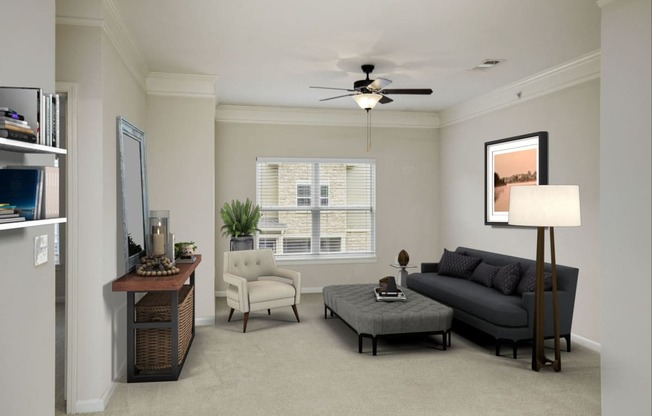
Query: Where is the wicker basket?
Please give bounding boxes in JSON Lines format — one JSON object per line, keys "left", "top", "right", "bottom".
{"left": 135, "top": 285, "right": 194, "bottom": 370}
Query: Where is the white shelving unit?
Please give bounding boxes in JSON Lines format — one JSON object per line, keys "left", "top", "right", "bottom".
{"left": 0, "top": 137, "right": 67, "bottom": 231}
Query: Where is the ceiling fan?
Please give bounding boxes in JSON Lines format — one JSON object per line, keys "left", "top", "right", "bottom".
{"left": 310, "top": 64, "right": 433, "bottom": 110}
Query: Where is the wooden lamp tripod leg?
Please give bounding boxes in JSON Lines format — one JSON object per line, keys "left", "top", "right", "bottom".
{"left": 532, "top": 226, "right": 562, "bottom": 372}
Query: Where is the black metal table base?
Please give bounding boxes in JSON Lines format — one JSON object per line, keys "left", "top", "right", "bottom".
{"left": 324, "top": 304, "right": 451, "bottom": 356}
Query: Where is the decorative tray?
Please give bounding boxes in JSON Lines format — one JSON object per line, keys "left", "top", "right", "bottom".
{"left": 374, "top": 287, "right": 407, "bottom": 302}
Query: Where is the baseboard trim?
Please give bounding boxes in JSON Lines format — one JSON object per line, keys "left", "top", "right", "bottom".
{"left": 75, "top": 379, "right": 117, "bottom": 413}
{"left": 572, "top": 333, "right": 601, "bottom": 353}
{"left": 196, "top": 316, "right": 216, "bottom": 326}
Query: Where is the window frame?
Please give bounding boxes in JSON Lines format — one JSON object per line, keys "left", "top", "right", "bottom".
{"left": 256, "top": 157, "right": 376, "bottom": 263}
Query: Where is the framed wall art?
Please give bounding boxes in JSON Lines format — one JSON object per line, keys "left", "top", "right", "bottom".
{"left": 484, "top": 131, "right": 548, "bottom": 225}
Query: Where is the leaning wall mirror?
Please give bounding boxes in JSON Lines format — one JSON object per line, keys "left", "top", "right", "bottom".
{"left": 117, "top": 116, "right": 149, "bottom": 273}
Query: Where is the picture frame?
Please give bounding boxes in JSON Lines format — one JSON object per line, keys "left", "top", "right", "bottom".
{"left": 484, "top": 131, "right": 548, "bottom": 225}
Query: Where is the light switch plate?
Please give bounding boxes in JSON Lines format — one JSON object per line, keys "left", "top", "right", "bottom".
{"left": 35, "top": 235, "right": 48, "bottom": 266}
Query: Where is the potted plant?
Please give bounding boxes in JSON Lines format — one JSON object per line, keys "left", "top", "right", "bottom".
{"left": 219, "top": 198, "right": 261, "bottom": 251}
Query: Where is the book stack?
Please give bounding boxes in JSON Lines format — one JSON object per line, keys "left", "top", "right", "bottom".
{"left": 39, "top": 93, "right": 60, "bottom": 147}
{"left": 0, "top": 107, "right": 37, "bottom": 144}
{"left": 0, "top": 204, "right": 26, "bottom": 224}
{"left": 0, "top": 167, "right": 59, "bottom": 221}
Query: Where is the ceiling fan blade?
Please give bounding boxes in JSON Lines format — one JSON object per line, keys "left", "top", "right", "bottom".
{"left": 380, "top": 88, "right": 433, "bottom": 95}
{"left": 310, "top": 86, "right": 356, "bottom": 92}
{"left": 379, "top": 95, "right": 393, "bottom": 104}
{"left": 366, "top": 78, "right": 392, "bottom": 91}
{"left": 319, "top": 93, "right": 357, "bottom": 102}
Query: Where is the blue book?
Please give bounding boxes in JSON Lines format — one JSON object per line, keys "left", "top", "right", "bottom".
{"left": 0, "top": 169, "right": 41, "bottom": 220}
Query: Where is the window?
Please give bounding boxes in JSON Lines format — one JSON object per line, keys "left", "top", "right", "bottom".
{"left": 297, "top": 183, "right": 329, "bottom": 206}
{"left": 257, "top": 158, "right": 375, "bottom": 260}
{"left": 296, "top": 184, "right": 311, "bottom": 206}
{"left": 258, "top": 237, "right": 277, "bottom": 252}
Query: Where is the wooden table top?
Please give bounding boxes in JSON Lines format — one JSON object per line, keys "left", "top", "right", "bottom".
{"left": 112, "top": 255, "right": 202, "bottom": 292}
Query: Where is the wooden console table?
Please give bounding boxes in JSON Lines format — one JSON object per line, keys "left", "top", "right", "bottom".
{"left": 112, "top": 255, "right": 201, "bottom": 382}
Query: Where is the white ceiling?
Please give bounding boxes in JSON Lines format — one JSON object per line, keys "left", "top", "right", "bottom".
{"left": 113, "top": 0, "right": 601, "bottom": 112}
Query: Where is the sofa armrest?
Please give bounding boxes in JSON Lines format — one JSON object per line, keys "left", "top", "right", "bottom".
{"left": 521, "top": 291, "right": 575, "bottom": 336}
{"left": 421, "top": 263, "right": 439, "bottom": 273}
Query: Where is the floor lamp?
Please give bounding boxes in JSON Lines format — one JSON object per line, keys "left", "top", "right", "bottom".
{"left": 508, "top": 185, "right": 581, "bottom": 372}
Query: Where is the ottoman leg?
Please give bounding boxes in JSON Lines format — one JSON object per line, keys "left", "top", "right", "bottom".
{"left": 358, "top": 335, "right": 363, "bottom": 353}
{"left": 372, "top": 337, "right": 377, "bottom": 356}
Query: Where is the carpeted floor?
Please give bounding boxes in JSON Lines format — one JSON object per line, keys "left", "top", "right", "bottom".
{"left": 57, "top": 293, "right": 601, "bottom": 415}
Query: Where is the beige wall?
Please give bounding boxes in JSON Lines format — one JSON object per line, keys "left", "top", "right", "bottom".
{"left": 0, "top": 2, "right": 56, "bottom": 415}
{"left": 215, "top": 120, "right": 439, "bottom": 292}
{"left": 438, "top": 79, "right": 601, "bottom": 345}
{"left": 56, "top": 15, "right": 148, "bottom": 410}
{"left": 599, "top": 0, "right": 651, "bottom": 413}
{"left": 147, "top": 94, "right": 216, "bottom": 324}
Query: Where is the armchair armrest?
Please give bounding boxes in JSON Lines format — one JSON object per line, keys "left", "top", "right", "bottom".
{"left": 273, "top": 267, "right": 302, "bottom": 304}
{"left": 223, "top": 272, "right": 249, "bottom": 312}
{"left": 421, "top": 262, "right": 439, "bottom": 273}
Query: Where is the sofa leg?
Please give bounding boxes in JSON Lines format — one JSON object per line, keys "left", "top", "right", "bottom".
{"left": 228, "top": 308, "right": 235, "bottom": 322}
{"left": 495, "top": 341, "right": 501, "bottom": 357}
{"left": 565, "top": 334, "right": 571, "bottom": 352}
{"left": 513, "top": 342, "right": 518, "bottom": 359}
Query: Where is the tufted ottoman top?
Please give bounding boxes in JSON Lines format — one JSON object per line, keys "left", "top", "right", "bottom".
{"left": 323, "top": 284, "right": 453, "bottom": 337}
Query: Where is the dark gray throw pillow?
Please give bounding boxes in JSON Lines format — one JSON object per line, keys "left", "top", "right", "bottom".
{"left": 470, "top": 262, "right": 500, "bottom": 288}
{"left": 517, "top": 265, "right": 552, "bottom": 294}
{"left": 493, "top": 263, "right": 522, "bottom": 295}
{"left": 438, "top": 249, "right": 482, "bottom": 279}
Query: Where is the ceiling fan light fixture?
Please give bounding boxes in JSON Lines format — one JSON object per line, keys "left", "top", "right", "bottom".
{"left": 353, "top": 93, "right": 382, "bottom": 110}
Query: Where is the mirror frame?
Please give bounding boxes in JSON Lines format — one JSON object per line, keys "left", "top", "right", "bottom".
{"left": 117, "top": 116, "right": 149, "bottom": 272}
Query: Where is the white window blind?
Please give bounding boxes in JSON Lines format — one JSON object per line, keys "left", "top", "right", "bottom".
{"left": 256, "top": 158, "right": 376, "bottom": 260}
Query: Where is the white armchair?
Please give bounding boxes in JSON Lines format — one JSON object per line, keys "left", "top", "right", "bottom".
{"left": 223, "top": 249, "right": 301, "bottom": 332}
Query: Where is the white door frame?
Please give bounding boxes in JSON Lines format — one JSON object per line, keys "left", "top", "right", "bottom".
{"left": 56, "top": 81, "right": 79, "bottom": 415}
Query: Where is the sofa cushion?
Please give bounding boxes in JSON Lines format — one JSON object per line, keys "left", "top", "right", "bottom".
{"left": 517, "top": 265, "right": 552, "bottom": 294}
{"left": 493, "top": 263, "right": 522, "bottom": 295}
{"left": 438, "top": 249, "right": 481, "bottom": 279}
{"left": 406, "top": 273, "right": 527, "bottom": 327}
{"left": 470, "top": 262, "right": 500, "bottom": 287}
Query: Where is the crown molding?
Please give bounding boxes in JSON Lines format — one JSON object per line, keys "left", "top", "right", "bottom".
{"left": 57, "top": 1, "right": 150, "bottom": 91}
{"left": 215, "top": 105, "right": 439, "bottom": 128}
{"left": 101, "top": 0, "right": 149, "bottom": 90}
{"left": 439, "top": 50, "right": 601, "bottom": 127}
{"left": 146, "top": 72, "right": 218, "bottom": 99}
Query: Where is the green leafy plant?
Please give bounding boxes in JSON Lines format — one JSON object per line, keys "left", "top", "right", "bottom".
{"left": 220, "top": 198, "right": 261, "bottom": 238}
{"left": 174, "top": 241, "right": 197, "bottom": 258}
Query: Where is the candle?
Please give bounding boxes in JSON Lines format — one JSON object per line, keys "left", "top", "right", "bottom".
{"left": 152, "top": 226, "right": 165, "bottom": 256}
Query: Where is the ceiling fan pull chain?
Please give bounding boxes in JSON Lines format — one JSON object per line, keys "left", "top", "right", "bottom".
{"left": 366, "top": 110, "right": 372, "bottom": 151}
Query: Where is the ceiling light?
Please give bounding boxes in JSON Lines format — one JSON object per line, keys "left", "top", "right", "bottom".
{"left": 353, "top": 93, "right": 382, "bottom": 111}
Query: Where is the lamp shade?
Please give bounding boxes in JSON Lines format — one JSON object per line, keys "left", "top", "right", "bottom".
{"left": 508, "top": 185, "right": 581, "bottom": 227}
{"left": 353, "top": 93, "right": 382, "bottom": 110}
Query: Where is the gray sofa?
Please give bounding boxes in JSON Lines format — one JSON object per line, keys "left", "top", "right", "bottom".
{"left": 406, "top": 246, "right": 579, "bottom": 358}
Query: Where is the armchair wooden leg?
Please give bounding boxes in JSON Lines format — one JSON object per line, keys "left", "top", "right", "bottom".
{"left": 228, "top": 308, "right": 235, "bottom": 322}
{"left": 268, "top": 309, "right": 271, "bottom": 315}
{"left": 291, "top": 304, "right": 300, "bottom": 323}
{"left": 243, "top": 312, "right": 249, "bottom": 333}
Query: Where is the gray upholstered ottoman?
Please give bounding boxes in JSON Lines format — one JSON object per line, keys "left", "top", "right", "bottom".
{"left": 323, "top": 284, "right": 453, "bottom": 355}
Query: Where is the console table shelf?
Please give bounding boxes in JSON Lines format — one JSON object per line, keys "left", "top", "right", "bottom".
{"left": 112, "top": 254, "right": 202, "bottom": 382}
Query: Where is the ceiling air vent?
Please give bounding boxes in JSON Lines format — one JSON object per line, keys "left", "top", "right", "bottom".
{"left": 469, "top": 59, "right": 505, "bottom": 70}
